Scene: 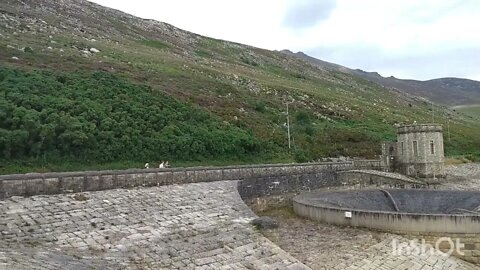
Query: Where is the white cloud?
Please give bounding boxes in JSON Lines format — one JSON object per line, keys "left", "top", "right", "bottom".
{"left": 282, "top": 0, "right": 336, "bottom": 29}
{"left": 89, "top": 0, "right": 480, "bottom": 81}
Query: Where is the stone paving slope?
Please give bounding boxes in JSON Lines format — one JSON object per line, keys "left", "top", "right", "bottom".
{"left": 260, "top": 210, "right": 479, "bottom": 270}
{"left": 334, "top": 236, "right": 479, "bottom": 270}
{"left": 0, "top": 181, "right": 308, "bottom": 270}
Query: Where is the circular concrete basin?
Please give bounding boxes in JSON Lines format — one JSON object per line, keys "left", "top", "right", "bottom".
{"left": 293, "top": 189, "right": 480, "bottom": 233}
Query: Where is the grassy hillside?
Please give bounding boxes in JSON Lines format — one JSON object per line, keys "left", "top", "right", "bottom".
{"left": 453, "top": 105, "right": 480, "bottom": 120}
{"left": 0, "top": 66, "right": 279, "bottom": 173}
{"left": 0, "top": 0, "right": 479, "bottom": 173}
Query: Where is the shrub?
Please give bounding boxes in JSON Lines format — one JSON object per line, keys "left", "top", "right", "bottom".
{"left": 0, "top": 66, "right": 268, "bottom": 170}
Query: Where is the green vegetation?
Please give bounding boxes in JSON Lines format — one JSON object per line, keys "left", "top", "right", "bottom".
{"left": 1, "top": 62, "right": 479, "bottom": 173}
{"left": 0, "top": 66, "right": 275, "bottom": 173}
{"left": 195, "top": 50, "right": 212, "bottom": 58}
{"left": 455, "top": 105, "right": 480, "bottom": 119}
{"left": 1, "top": 0, "right": 480, "bottom": 174}
{"left": 138, "top": 39, "right": 170, "bottom": 50}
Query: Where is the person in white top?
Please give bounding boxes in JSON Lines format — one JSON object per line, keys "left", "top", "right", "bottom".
{"left": 144, "top": 162, "right": 149, "bottom": 169}
{"left": 158, "top": 161, "right": 164, "bottom": 168}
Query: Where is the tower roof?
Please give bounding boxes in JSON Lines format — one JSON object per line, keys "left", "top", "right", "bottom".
{"left": 397, "top": 124, "right": 443, "bottom": 134}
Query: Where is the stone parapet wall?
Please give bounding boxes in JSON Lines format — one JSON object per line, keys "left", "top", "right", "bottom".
{"left": 397, "top": 124, "right": 443, "bottom": 134}
{"left": 351, "top": 160, "right": 383, "bottom": 170}
{"left": 0, "top": 161, "right": 382, "bottom": 199}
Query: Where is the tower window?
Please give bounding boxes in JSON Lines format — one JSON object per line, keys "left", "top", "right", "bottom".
{"left": 430, "top": 140, "right": 435, "bottom": 155}
{"left": 413, "top": 141, "right": 418, "bottom": 156}
{"left": 400, "top": 142, "right": 404, "bottom": 155}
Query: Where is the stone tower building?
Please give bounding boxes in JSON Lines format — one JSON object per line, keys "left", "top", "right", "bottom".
{"left": 382, "top": 124, "right": 445, "bottom": 178}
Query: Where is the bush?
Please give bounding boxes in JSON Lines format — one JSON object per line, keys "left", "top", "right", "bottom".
{"left": 0, "top": 66, "right": 268, "bottom": 170}
{"left": 465, "top": 154, "right": 479, "bottom": 162}
{"left": 294, "top": 148, "right": 308, "bottom": 163}
{"left": 23, "top": 46, "right": 34, "bottom": 53}
{"left": 254, "top": 102, "right": 266, "bottom": 113}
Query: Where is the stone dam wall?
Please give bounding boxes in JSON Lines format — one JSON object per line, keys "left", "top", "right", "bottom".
{"left": 0, "top": 160, "right": 382, "bottom": 200}
{"left": 237, "top": 163, "right": 349, "bottom": 210}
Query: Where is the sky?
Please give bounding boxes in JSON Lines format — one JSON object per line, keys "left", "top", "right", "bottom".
{"left": 90, "top": 0, "right": 480, "bottom": 81}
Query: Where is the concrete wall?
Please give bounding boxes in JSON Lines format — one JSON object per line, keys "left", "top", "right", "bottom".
{"left": 293, "top": 200, "right": 480, "bottom": 263}
{"left": 293, "top": 200, "right": 480, "bottom": 234}
{"left": 0, "top": 160, "right": 382, "bottom": 200}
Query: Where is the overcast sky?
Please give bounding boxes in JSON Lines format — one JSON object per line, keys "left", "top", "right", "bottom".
{"left": 90, "top": 0, "right": 480, "bottom": 81}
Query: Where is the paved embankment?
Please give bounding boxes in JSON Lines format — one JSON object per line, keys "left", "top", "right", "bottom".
{"left": 0, "top": 181, "right": 307, "bottom": 269}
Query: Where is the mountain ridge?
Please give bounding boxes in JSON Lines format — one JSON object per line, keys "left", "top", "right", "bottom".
{"left": 283, "top": 50, "right": 480, "bottom": 106}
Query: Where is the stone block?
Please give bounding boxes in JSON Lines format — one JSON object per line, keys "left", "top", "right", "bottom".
{"left": 255, "top": 167, "right": 268, "bottom": 177}
{"left": 204, "top": 169, "right": 222, "bottom": 182}
{"left": 101, "top": 174, "right": 115, "bottom": 190}
{"left": 25, "top": 178, "right": 44, "bottom": 196}
{"left": 3, "top": 180, "right": 25, "bottom": 197}
{"left": 157, "top": 172, "right": 172, "bottom": 186}
{"left": 195, "top": 170, "right": 207, "bottom": 182}
{"left": 128, "top": 173, "right": 144, "bottom": 187}
{"left": 224, "top": 168, "right": 241, "bottom": 180}
{"left": 172, "top": 171, "right": 186, "bottom": 184}
{"left": 250, "top": 168, "right": 263, "bottom": 178}
{"left": 143, "top": 173, "right": 158, "bottom": 186}
{"left": 85, "top": 175, "right": 101, "bottom": 191}
{"left": 186, "top": 170, "right": 196, "bottom": 183}
{"left": 115, "top": 174, "right": 128, "bottom": 188}
{"left": 289, "top": 165, "right": 301, "bottom": 174}
{"left": 60, "top": 176, "right": 83, "bottom": 193}
{"left": 262, "top": 166, "right": 273, "bottom": 177}
{"left": 0, "top": 180, "right": 4, "bottom": 199}
{"left": 244, "top": 168, "right": 255, "bottom": 178}
{"left": 44, "top": 178, "right": 60, "bottom": 194}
